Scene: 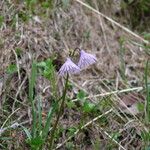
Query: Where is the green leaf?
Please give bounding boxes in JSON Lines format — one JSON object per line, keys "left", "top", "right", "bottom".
{"left": 144, "top": 33, "right": 150, "bottom": 40}
{"left": 37, "top": 96, "right": 42, "bottom": 134}
{"left": 6, "top": 64, "right": 17, "bottom": 74}
{"left": 42, "top": 101, "right": 58, "bottom": 139}
{"left": 42, "top": 59, "right": 57, "bottom": 99}
{"left": 15, "top": 48, "right": 22, "bottom": 57}
{"left": 137, "top": 102, "right": 144, "bottom": 112}
{"left": 29, "top": 61, "right": 37, "bottom": 138}
{"left": 29, "top": 61, "right": 37, "bottom": 102}
{"left": 68, "top": 127, "right": 76, "bottom": 135}
{"left": 66, "top": 101, "right": 75, "bottom": 109}
{"left": 141, "top": 131, "right": 150, "bottom": 143}
{"left": 20, "top": 125, "right": 32, "bottom": 140}
{"left": 42, "top": 1, "right": 53, "bottom": 9}
{"left": 110, "top": 132, "right": 120, "bottom": 141}
{"left": 66, "top": 141, "right": 75, "bottom": 149}
{"left": 27, "top": 136, "right": 44, "bottom": 149}
{"left": 77, "top": 90, "right": 86, "bottom": 101}
{"left": 0, "top": 15, "right": 4, "bottom": 27}
{"left": 36, "top": 61, "right": 46, "bottom": 68}
{"left": 83, "top": 101, "right": 95, "bottom": 113}
{"left": 39, "top": 59, "right": 56, "bottom": 81}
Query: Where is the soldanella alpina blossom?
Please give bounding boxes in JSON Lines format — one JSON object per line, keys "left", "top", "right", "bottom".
{"left": 53, "top": 49, "right": 97, "bottom": 149}
{"left": 78, "top": 50, "right": 97, "bottom": 69}
{"left": 58, "top": 58, "right": 81, "bottom": 76}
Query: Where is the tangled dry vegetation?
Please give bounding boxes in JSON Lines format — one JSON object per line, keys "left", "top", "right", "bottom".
{"left": 0, "top": 0, "right": 150, "bottom": 149}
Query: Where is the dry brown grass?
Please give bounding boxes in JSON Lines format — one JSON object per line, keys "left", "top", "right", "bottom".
{"left": 0, "top": 0, "right": 150, "bottom": 149}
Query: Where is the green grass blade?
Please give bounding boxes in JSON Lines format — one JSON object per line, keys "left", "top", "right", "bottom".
{"left": 37, "top": 96, "right": 42, "bottom": 135}
{"left": 42, "top": 102, "right": 58, "bottom": 139}
{"left": 29, "top": 61, "right": 37, "bottom": 102}
{"left": 20, "top": 125, "right": 32, "bottom": 140}
{"left": 29, "top": 61, "right": 37, "bottom": 138}
{"left": 31, "top": 102, "right": 37, "bottom": 138}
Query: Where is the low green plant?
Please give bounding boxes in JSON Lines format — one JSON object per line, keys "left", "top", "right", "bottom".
{"left": 141, "top": 131, "right": 150, "bottom": 149}
{"left": 22, "top": 60, "right": 58, "bottom": 150}
{"left": 21, "top": 48, "right": 97, "bottom": 149}
{"left": 6, "top": 64, "right": 18, "bottom": 74}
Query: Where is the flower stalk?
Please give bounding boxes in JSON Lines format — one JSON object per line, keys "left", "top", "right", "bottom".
{"left": 49, "top": 48, "right": 97, "bottom": 149}
{"left": 49, "top": 73, "right": 69, "bottom": 149}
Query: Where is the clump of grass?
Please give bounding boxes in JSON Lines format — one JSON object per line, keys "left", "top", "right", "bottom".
{"left": 22, "top": 60, "right": 58, "bottom": 149}
{"left": 21, "top": 49, "right": 98, "bottom": 149}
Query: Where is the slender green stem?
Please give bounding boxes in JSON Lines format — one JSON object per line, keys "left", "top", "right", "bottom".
{"left": 145, "top": 60, "right": 150, "bottom": 123}
{"left": 49, "top": 74, "right": 69, "bottom": 149}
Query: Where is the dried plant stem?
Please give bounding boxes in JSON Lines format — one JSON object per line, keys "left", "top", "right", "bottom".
{"left": 72, "top": 86, "right": 143, "bottom": 102}
{"left": 55, "top": 108, "right": 113, "bottom": 149}
{"left": 74, "top": 0, "right": 149, "bottom": 44}
{"left": 49, "top": 74, "right": 69, "bottom": 149}
{"left": 97, "top": 125, "right": 127, "bottom": 150}
{"left": 1, "top": 108, "right": 20, "bottom": 129}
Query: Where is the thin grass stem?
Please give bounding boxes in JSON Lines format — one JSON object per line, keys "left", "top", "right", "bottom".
{"left": 49, "top": 73, "right": 69, "bottom": 149}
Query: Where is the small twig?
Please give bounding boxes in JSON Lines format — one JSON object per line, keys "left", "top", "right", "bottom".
{"left": 7, "top": 95, "right": 28, "bottom": 107}
{"left": 15, "top": 76, "right": 27, "bottom": 98}
{"left": 43, "top": 85, "right": 50, "bottom": 93}
{"left": 0, "top": 122, "right": 20, "bottom": 136}
{"left": 1, "top": 108, "right": 20, "bottom": 129}
{"left": 72, "top": 86, "right": 143, "bottom": 102}
{"left": 74, "top": 0, "right": 149, "bottom": 44}
{"left": 49, "top": 74, "right": 69, "bottom": 149}
{"left": 93, "top": 0, "right": 111, "bottom": 53}
{"left": 12, "top": 75, "right": 27, "bottom": 111}
{"left": 0, "top": 120, "right": 30, "bottom": 136}
{"left": 97, "top": 125, "right": 127, "bottom": 150}
{"left": 55, "top": 108, "right": 113, "bottom": 149}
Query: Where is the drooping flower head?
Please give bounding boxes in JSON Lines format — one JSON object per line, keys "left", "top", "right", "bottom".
{"left": 58, "top": 58, "right": 81, "bottom": 76}
{"left": 78, "top": 49, "right": 97, "bottom": 69}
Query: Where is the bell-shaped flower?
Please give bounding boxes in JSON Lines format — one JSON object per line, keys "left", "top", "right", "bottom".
{"left": 78, "top": 50, "right": 97, "bottom": 69}
{"left": 58, "top": 58, "right": 81, "bottom": 76}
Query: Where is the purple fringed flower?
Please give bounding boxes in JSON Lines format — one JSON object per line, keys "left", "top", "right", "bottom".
{"left": 78, "top": 50, "right": 97, "bottom": 69}
{"left": 58, "top": 58, "right": 81, "bottom": 76}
